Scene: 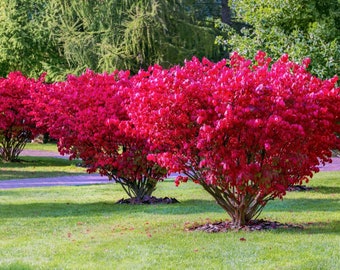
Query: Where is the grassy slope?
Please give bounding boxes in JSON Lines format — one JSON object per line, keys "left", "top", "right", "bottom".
{"left": 0, "top": 172, "right": 339, "bottom": 270}
{"left": 0, "top": 157, "right": 86, "bottom": 180}
{"left": 24, "top": 142, "right": 59, "bottom": 152}
{"left": 1, "top": 142, "right": 87, "bottom": 180}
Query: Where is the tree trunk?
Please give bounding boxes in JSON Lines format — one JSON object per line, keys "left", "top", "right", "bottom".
{"left": 221, "top": 0, "right": 232, "bottom": 26}
{"left": 0, "top": 131, "right": 30, "bottom": 162}
{"left": 197, "top": 177, "right": 270, "bottom": 229}
{"left": 111, "top": 171, "right": 158, "bottom": 201}
{"left": 231, "top": 200, "right": 248, "bottom": 228}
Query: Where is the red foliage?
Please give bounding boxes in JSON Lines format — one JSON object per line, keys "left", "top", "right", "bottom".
{"left": 128, "top": 52, "right": 340, "bottom": 226}
{"left": 29, "top": 51, "right": 340, "bottom": 225}
{"left": 32, "top": 70, "right": 167, "bottom": 199}
{"left": 0, "top": 72, "right": 44, "bottom": 161}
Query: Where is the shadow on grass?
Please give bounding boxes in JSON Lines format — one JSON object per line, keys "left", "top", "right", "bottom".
{"left": 1, "top": 200, "right": 338, "bottom": 235}
{"left": 141, "top": 199, "right": 223, "bottom": 215}
{"left": 0, "top": 199, "right": 222, "bottom": 219}
{"left": 0, "top": 170, "right": 86, "bottom": 181}
{"left": 311, "top": 186, "right": 340, "bottom": 194}
{"left": 266, "top": 198, "right": 340, "bottom": 212}
{"left": 1, "top": 197, "right": 338, "bottom": 219}
{"left": 0, "top": 157, "right": 76, "bottom": 168}
{"left": 272, "top": 220, "right": 340, "bottom": 235}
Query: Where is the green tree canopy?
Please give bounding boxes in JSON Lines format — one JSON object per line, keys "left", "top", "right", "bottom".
{"left": 0, "top": 0, "right": 222, "bottom": 81}
{"left": 0, "top": 0, "right": 65, "bottom": 79}
{"left": 217, "top": 0, "right": 340, "bottom": 78}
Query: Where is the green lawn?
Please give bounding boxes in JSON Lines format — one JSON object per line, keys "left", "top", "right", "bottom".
{"left": 0, "top": 157, "right": 86, "bottom": 180}
{"left": 24, "top": 142, "right": 59, "bottom": 152}
{"left": 1, "top": 142, "right": 86, "bottom": 180}
{"left": 0, "top": 172, "right": 339, "bottom": 269}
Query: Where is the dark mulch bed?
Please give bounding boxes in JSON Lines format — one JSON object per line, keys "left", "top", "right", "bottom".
{"left": 116, "top": 196, "right": 180, "bottom": 205}
{"left": 186, "top": 219, "right": 304, "bottom": 233}
{"left": 287, "top": 185, "right": 313, "bottom": 192}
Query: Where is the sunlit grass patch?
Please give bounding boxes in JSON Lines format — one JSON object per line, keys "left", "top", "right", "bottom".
{"left": 0, "top": 157, "right": 86, "bottom": 180}
{"left": 24, "top": 142, "right": 58, "bottom": 152}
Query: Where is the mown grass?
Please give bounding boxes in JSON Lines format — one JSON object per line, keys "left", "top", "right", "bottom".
{"left": 24, "top": 142, "right": 58, "bottom": 152}
{"left": 0, "top": 172, "right": 339, "bottom": 269}
{"left": 0, "top": 157, "right": 86, "bottom": 180}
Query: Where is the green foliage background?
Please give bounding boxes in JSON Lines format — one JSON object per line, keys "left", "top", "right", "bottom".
{"left": 0, "top": 0, "right": 339, "bottom": 81}
{"left": 0, "top": 0, "right": 222, "bottom": 81}
{"left": 217, "top": 0, "right": 340, "bottom": 78}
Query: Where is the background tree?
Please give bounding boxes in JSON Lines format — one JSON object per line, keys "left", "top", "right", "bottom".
{"left": 221, "top": 0, "right": 232, "bottom": 25}
{"left": 0, "top": 0, "right": 230, "bottom": 81}
{"left": 0, "top": 72, "right": 44, "bottom": 162}
{"left": 129, "top": 53, "right": 340, "bottom": 228}
{"left": 0, "top": 0, "right": 66, "bottom": 80}
{"left": 217, "top": 0, "right": 340, "bottom": 78}
{"left": 50, "top": 0, "right": 221, "bottom": 76}
{"left": 0, "top": 0, "right": 222, "bottom": 81}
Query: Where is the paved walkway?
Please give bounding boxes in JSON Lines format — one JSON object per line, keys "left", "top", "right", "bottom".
{"left": 0, "top": 174, "right": 112, "bottom": 189}
{"left": 1, "top": 150, "right": 111, "bottom": 189}
{"left": 20, "top": 149, "right": 69, "bottom": 158}
{"left": 0, "top": 150, "right": 339, "bottom": 189}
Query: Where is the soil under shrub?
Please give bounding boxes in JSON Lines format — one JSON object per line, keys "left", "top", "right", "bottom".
{"left": 287, "top": 185, "right": 313, "bottom": 192}
{"left": 116, "top": 196, "right": 179, "bottom": 205}
{"left": 186, "top": 219, "right": 304, "bottom": 232}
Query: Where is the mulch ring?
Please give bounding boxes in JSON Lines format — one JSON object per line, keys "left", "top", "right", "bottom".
{"left": 116, "top": 196, "right": 180, "bottom": 205}
{"left": 287, "top": 185, "right": 313, "bottom": 192}
{"left": 186, "top": 219, "right": 304, "bottom": 233}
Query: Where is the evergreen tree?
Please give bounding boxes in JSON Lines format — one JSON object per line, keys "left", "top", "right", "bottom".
{"left": 0, "top": 0, "right": 64, "bottom": 79}
{"left": 0, "top": 0, "right": 222, "bottom": 81}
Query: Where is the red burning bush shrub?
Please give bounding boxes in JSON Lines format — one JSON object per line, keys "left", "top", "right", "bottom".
{"left": 32, "top": 70, "right": 167, "bottom": 202}
{"left": 128, "top": 52, "right": 340, "bottom": 227}
{"left": 0, "top": 72, "right": 45, "bottom": 161}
